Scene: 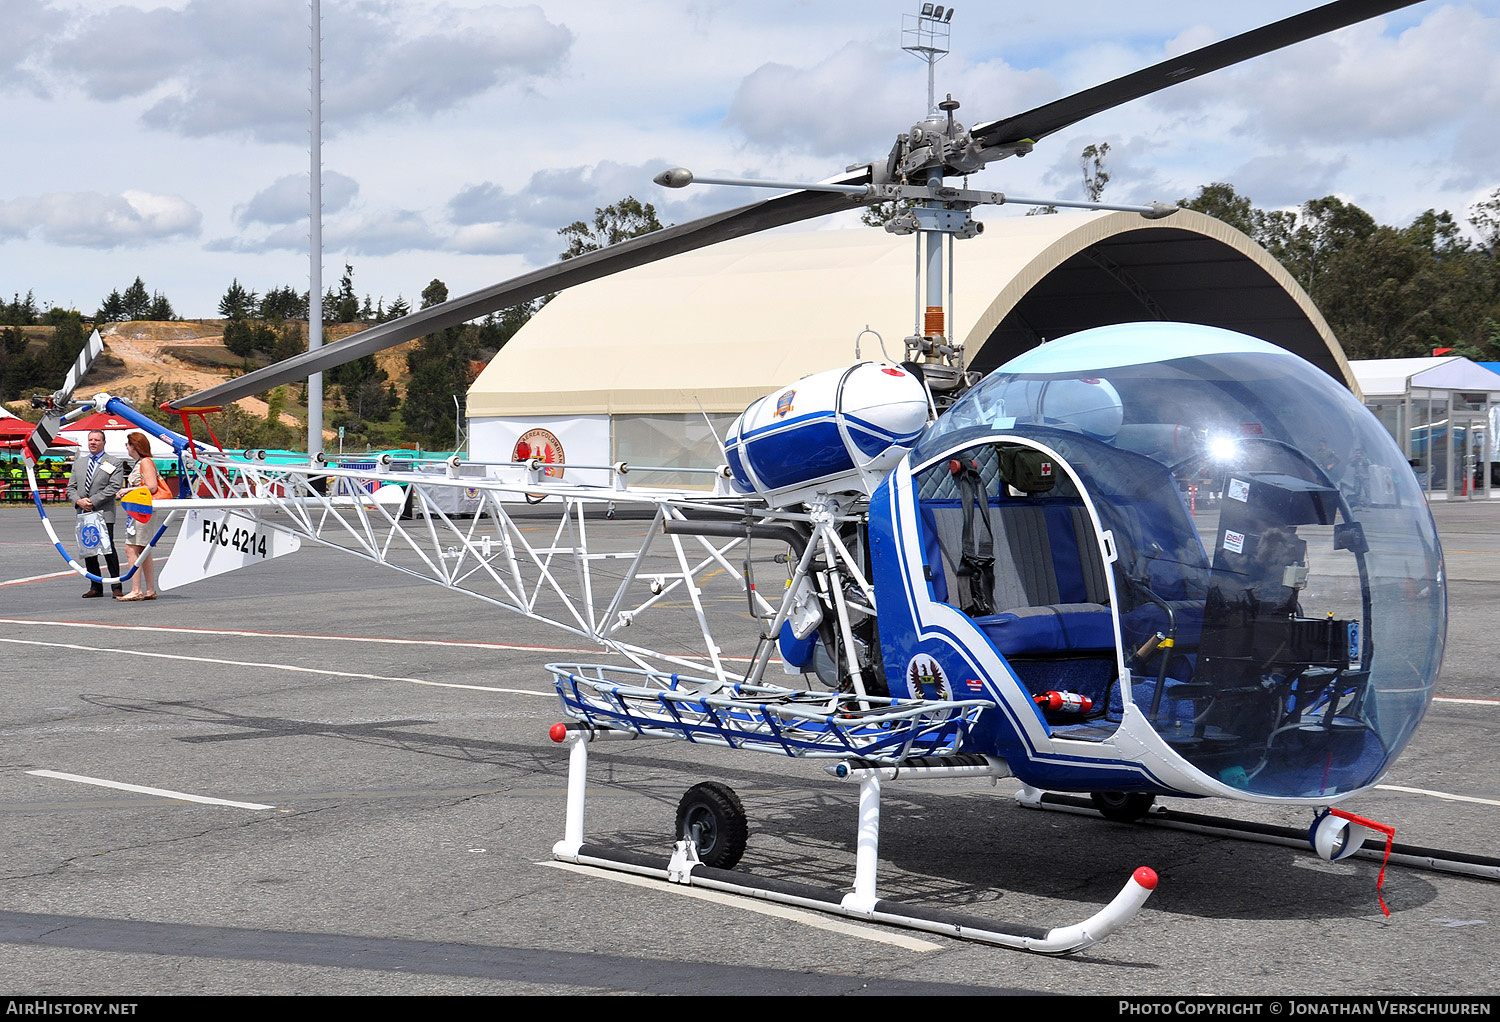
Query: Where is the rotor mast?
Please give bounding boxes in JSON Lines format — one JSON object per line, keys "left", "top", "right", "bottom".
{"left": 899, "top": 5, "right": 971, "bottom": 401}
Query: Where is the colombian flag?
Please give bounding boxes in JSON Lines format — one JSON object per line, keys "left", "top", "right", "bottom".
{"left": 119, "top": 486, "right": 154, "bottom": 524}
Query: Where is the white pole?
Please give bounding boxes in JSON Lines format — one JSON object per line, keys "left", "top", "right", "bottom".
{"left": 307, "top": 0, "right": 324, "bottom": 459}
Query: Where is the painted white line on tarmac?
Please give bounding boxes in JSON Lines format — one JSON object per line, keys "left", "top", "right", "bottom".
{"left": 0, "top": 637, "right": 555, "bottom": 698}
{"left": 541, "top": 860, "right": 941, "bottom": 952}
{"left": 0, "top": 618, "right": 762, "bottom": 664}
{"left": 0, "top": 616, "right": 607, "bottom": 655}
{"left": 1433, "top": 696, "right": 1500, "bottom": 706}
{"left": 28, "top": 769, "right": 275, "bottom": 810}
{"left": 1374, "top": 784, "right": 1500, "bottom": 808}
{"left": 1, "top": 571, "right": 73, "bottom": 588}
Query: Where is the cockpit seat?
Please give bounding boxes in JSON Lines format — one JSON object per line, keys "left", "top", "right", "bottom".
{"left": 973, "top": 603, "right": 1115, "bottom": 658}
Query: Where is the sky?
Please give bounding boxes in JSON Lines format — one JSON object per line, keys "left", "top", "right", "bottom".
{"left": 2, "top": 0, "right": 1498, "bottom": 320}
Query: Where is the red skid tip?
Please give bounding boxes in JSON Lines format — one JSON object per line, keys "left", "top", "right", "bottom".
{"left": 1133, "top": 866, "right": 1159, "bottom": 890}
{"left": 549, "top": 723, "right": 569, "bottom": 743}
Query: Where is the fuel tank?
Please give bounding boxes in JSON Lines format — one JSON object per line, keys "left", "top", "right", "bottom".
{"left": 725, "top": 362, "right": 929, "bottom": 507}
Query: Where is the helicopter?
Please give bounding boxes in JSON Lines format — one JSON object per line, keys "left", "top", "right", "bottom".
{"left": 18, "top": 0, "right": 1467, "bottom": 952}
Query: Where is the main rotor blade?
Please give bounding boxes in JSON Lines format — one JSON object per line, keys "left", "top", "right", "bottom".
{"left": 169, "top": 185, "right": 863, "bottom": 411}
{"left": 971, "top": 0, "right": 1424, "bottom": 151}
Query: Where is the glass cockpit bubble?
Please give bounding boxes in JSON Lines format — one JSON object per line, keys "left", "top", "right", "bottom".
{"left": 919, "top": 323, "right": 1444, "bottom": 799}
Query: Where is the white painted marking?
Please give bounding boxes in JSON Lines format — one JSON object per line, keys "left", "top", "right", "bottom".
{"left": 0, "top": 618, "right": 763, "bottom": 664}
{"left": 1, "top": 570, "right": 73, "bottom": 588}
{"left": 541, "top": 860, "right": 941, "bottom": 951}
{"left": 0, "top": 616, "right": 607, "bottom": 656}
{"left": 1374, "top": 784, "right": 1500, "bottom": 808}
{"left": 0, "top": 637, "right": 554, "bottom": 698}
{"left": 29, "top": 769, "right": 275, "bottom": 810}
{"left": 1433, "top": 696, "right": 1500, "bottom": 706}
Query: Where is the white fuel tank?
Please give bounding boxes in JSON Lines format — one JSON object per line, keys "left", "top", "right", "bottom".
{"left": 725, "top": 362, "right": 930, "bottom": 507}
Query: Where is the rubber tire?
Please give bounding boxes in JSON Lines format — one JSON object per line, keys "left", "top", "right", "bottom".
{"left": 1089, "top": 790, "right": 1156, "bottom": 823}
{"left": 675, "top": 781, "right": 748, "bottom": 869}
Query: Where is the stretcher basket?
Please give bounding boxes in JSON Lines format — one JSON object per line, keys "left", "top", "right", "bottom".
{"left": 548, "top": 663, "right": 993, "bottom": 762}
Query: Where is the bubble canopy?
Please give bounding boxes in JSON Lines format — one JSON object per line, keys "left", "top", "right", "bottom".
{"left": 917, "top": 323, "right": 1445, "bottom": 799}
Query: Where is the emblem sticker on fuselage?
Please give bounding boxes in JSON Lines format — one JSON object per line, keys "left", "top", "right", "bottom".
{"left": 905, "top": 654, "right": 953, "bottom": 700}
{"left": 775, "top": 390, "right": 795, "bottom": 419}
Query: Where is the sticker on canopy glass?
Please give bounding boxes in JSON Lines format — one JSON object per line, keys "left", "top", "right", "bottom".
{"left": 1224, "top": 529, "right": 1246, "bottom": 554}
{"left": 1227, "top": 478, "right": 1250, "bottom": 502}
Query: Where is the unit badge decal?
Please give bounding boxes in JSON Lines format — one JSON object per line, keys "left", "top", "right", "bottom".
{"left": 905, "top": 654, "right": 953, "bottom": 700}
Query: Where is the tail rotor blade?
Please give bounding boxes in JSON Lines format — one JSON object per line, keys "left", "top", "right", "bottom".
{"left": 26, "top": 329, "right": 104, "bottom": 463}
{"left": 58, "top": 329, "right": 105, "bottom": 405}
{"left": 23, "top": 415, "right": 63, "bottom": 464}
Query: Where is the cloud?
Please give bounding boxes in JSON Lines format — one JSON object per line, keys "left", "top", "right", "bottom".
{"left": 205, "top": 223, "right": 310, "bottom": 255}
{"left": 725, "top": 42, "right": 1059, "bottom": 162}
{"left": 48, "top": 0, "right": 574, "bottom": 144}
{"left": 331, "top": 210, "right": 445, "bottom": 256}
{"left": 446, "top": 160, "right": 683, "bottom": 262}
{"left": 726, "top": 43, "right": 907, "bottom": 157}
{"left": 1148, "top": 6, "right": 1500, "bottom": 147}
{"left": 0, "top": 0, "right": 65, "bottom": 97}
{"left": 238, "top": 172, "right": 360, "bottom": 227}
{"left": 0, "top": 190, "right": 201, "bottom": 247}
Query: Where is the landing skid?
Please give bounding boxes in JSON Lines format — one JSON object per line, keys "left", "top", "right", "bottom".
{"left": 549, "top": 724, "right": 1157, "bottom": 954}
{"left": 1017, "top": 789, "right": 1500, "bottom": 882}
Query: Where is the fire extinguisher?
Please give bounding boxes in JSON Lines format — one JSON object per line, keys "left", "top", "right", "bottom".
{"left": 1034, "top": 690, "right": 1093, "bottom": 714}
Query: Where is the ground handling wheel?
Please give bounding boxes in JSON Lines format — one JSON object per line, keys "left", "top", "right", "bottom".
{"left": 675, "top": 781, "right": 748, "bottom": 869}
{"left": 1089, "top": 791, "right": 1157, "bottom": 823}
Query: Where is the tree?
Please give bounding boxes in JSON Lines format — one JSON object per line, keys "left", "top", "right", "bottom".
{"left": 121, "top": 277, "right": 151, "bottom": 320}
{"left": 219, "top": 279, "right": 257, "bottom": 320}
{"left": 1080, "top": 142, "right": 1110, "bottom": 202}
{"left": 1469, "top": 187, "right": 1500, "bottom": 255}
{"left": 96, "top": 290, "right": 125, "bottom": 323}
{"left": 222, "top": 318, "right": 257, "bottom": 358}
{"left": 42, "top": 310, "right": 87, "bottom": 382}
{"left": 259, "top": 285, "right": 308, "bottom": 321}
{"left": 3, "top": 291, "right": 39, "bottom": 326}
{"left": 558, "top": 196, "right": 665, "bottom": 260}
{"left": 148, "top": 291, "right": 175, "bottom": 321}
{"left": 403, "top": 279, "right": 480, "bottom": 447}
{"left": 269, "top": 321, "right": 304, "bottom": 362}
{"left": 860, "top": 200, "right": 917, "bottom": 228}
{"left": 333, "top": 264, "right": 360, "bottom": 323}
{"left": 1178, "top": 182, "right": 1258, "bottom": 236}
{"left": 469, "top": 299, "right": 545, "bottom": 357}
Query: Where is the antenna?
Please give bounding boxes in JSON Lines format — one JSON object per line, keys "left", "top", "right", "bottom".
{"left": 902, "top": 5, "right": 953, "bottom": 115}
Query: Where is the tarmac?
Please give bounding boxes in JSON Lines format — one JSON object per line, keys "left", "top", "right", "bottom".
{"left": 0, "top": 497, "right": 1496, "bottom": 997}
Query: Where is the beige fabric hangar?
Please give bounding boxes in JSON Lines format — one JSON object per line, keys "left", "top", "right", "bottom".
{"left": 466, "top": 208, "right": 1351, "bottom": 484}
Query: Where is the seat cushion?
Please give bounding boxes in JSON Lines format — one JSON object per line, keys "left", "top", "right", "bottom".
{"left": 973, "top": 603, "right": 1115, "bottom": 657}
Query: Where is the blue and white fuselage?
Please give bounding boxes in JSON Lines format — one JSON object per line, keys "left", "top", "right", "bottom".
{"left": 861, "top": 324, "right": 1445, "bottom": 806}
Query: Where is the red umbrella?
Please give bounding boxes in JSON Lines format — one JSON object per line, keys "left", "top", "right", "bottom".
{"left": 0, "top": 419, "right": 77, "bottom": 450}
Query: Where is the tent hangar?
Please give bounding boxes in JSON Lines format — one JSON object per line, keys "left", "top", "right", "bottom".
{"left": 467, "top": 208, "right": 1350, "bottom": 487}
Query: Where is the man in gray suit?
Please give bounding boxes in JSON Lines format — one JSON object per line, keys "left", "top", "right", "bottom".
{"left": 67, "top": 429, "right": 125, "bottom": 598}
